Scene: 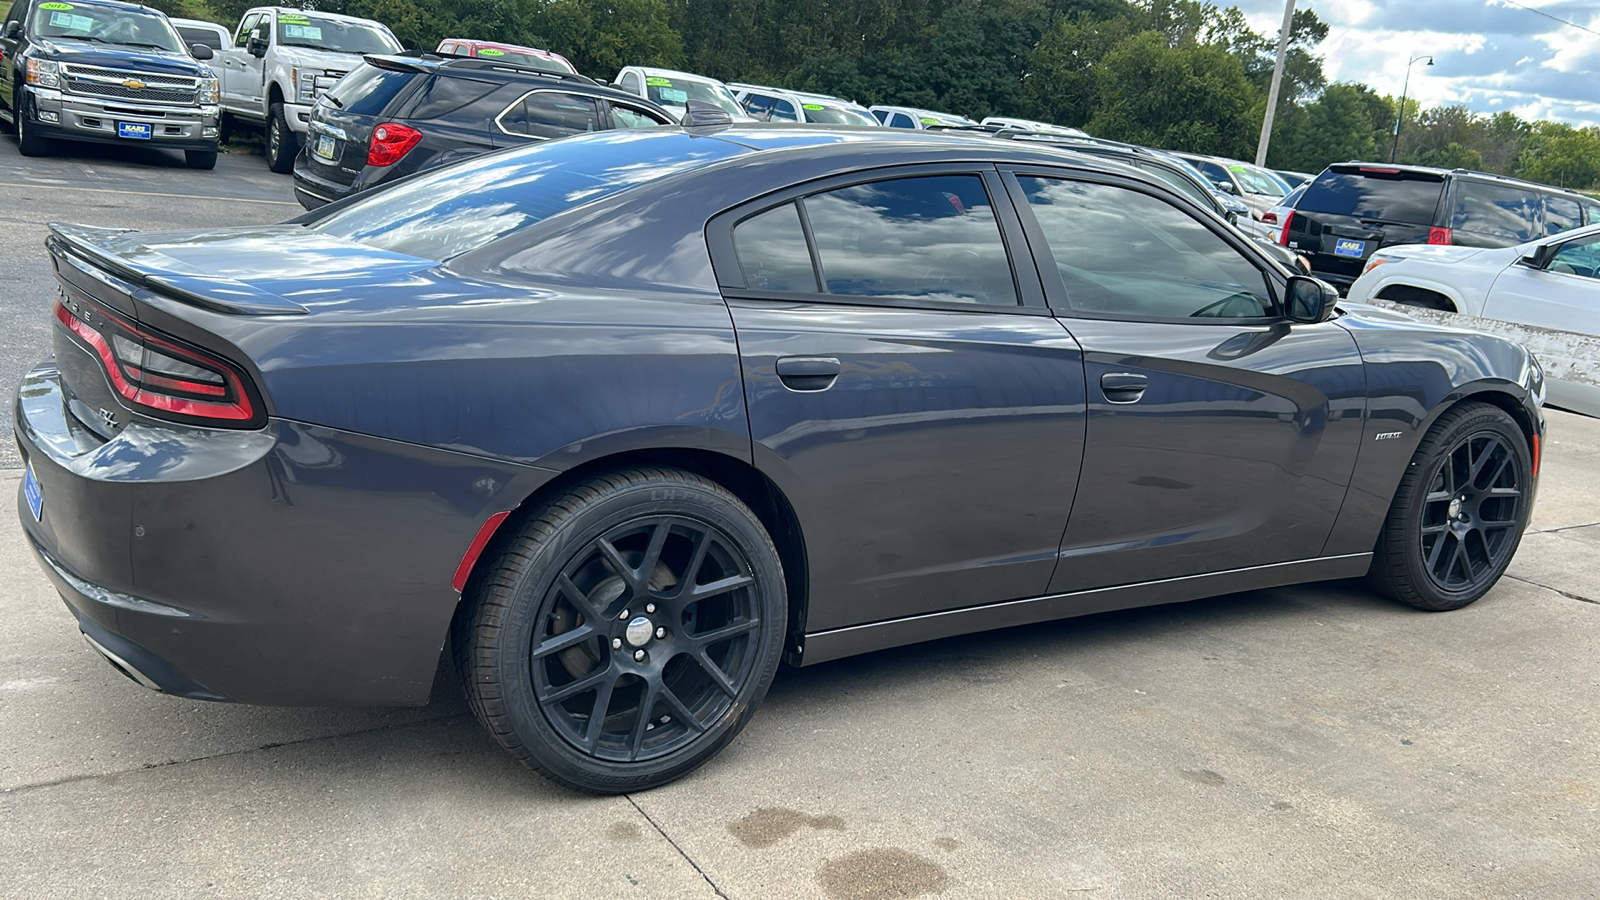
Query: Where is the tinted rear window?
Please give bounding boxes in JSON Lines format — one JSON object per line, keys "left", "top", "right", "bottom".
{"left": 177, "top": 25, "right": 223, "bottom": 50}
{"left": 311, "top": 130, "right": 748, "bottom": 260}
{"left": 325, "top": 63, "right": 416, "bottom": 117}
{"left": 1298, "top": 170, "right": 1445, "bottom": 223}
{"left": 1451, "top": 181, "right": 1537, "bottom": 242}
{"left": 400, "top": 74, "right": 499, "bottom": 120}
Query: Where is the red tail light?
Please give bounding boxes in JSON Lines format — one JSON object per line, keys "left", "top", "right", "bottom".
{"left": 54, "top": 297, "right": 260, "bottom": 426}
{"left": 1428, "top": 227, "right": 1452, "bottom": 245}
{"left": 1262, "top": 211, "right": 1279, "bottom": 225}
{"left": 367, "top": 122, "right": 422, "bottom": 167}
{"left": 1278, "top": 210, "right": 1294, "bottom": 245}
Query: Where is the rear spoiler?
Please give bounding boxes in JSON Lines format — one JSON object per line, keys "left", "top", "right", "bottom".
{"left": 47, "top": 223, "right": 309, "bottom": 316}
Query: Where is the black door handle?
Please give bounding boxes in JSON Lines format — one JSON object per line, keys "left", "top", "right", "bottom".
{"left": 1100, "top": 372, "right": 1147, "bottom": 404}
{"left": 776, "top": 357, "right": 841, "bottom": 392}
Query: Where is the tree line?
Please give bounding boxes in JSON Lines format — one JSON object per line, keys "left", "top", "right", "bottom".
{"left": 160, "top": 0, "right": 1600, "bottom": 190}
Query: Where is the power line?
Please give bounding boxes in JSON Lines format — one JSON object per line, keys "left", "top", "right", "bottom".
{"left": 1498, "top": 0, "right": 1600, "bottom": 37}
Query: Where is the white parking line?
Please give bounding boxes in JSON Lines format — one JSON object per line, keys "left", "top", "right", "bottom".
{"left": 0, "top": 182, "right": 298, "bottom": 206}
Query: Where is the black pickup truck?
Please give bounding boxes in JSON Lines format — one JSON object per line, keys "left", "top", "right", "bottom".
{"left": 0, "top": 0, "right": 221, "bottom": 167}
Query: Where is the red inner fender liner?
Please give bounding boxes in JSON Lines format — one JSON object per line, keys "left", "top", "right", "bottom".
{"left": 452, "top": 511, "right": 511, "bottom": 592}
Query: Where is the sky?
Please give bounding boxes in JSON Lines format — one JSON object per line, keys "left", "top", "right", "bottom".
{"left": 1230, "top": 0, "right": 1600, "bottom": 127}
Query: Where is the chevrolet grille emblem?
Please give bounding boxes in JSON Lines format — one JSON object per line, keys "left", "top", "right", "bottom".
{"left": 121, "top": 79, "right": 146, "bottom": 90}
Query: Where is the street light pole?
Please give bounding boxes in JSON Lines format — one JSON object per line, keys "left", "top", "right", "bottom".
{"left": 1390, "top": 54, "right": 1434, "bottom": 163}
{"left": 1254, "top": 0, "right": 1297, "bottom": 167}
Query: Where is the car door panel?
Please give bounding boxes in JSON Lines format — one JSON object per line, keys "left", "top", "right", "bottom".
{"left": 1483, "top": 251, "right": 1600, "bottom": 335}
{"left": 999, "top": 168, "right": 1368, "bottom": 594}
{"left": 732, "top": 302, "right": 1087, "bottom": 630}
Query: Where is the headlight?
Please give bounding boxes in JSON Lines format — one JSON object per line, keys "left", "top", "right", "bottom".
{"left": 26, "top": 58, "right": 61, "bottom": 89}
{"left": 295, "top": 68, "right": 317, "bottom": 104}
{"left": 200, "top": 76, "right": 220, "bottom": 104}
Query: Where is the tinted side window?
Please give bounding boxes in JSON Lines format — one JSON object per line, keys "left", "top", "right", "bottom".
{"left": 501, "top": 92, "right": 602, "bottom": 140}
{"left": 1298, "top": 171, "right": 1445, "bottom": 222}
{"left": 1195, "top": 161, "right": 1230, "bottom": 185}
{"left": 618, "top": 71, "right": 640, "bottom": 94}
{"left": 770, "top": 99, "right": 798, "bottom": 122}
{"left": 733, "top": 203, "right": 818, "bottom": 292}
{"left": 325, "top": 64, "right": 416, "bottom": 117}
{"left": 1452, "top": 181, "right": 1537, "bottom": 243}
{"left": 742, "top": 94, "right": 775, "bottom": 120}
{"left": 1548, "top": 236, "right": 1600, "bottom": 279}
{"left": 609, "top": 102, "right": 668, "bottom": 128}
{"left": 401, "top": 75, "right": 498, "bottom": 120}
{"left": 890, "top": 113, "right": 914, "bottom": 129}
{"left": 803, "top": 175, "right": 1018, "bottom": 306}
{"left": 235, "top": 13, "right": 260, "bottom": 46}
{"left": 1586, "top": 201, "right": 1600, "bottom": 226}
{"left": 871, "top": 109, "right": 890, "bottom": 123}
{"left": 1017, "top": 177, "right": 1273, "bottom": 319}
{"left": 1544, "top": 194, "right": 1582, "bottom": 236}
{"left": 178, "top": 26, "right": 223, "bottom": 50}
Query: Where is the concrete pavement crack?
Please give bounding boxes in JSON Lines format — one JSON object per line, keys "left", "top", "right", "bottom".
{"left": 0, "top": 713, "right": 468, "bottom": 797}
{"left": 1504, "top": 573, "right": 1599, "bottom": 605}
{"left": 626, "top": 794, "right": 732, "bottom": 899}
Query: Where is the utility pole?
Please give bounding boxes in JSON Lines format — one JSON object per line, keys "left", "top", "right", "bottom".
{"left": 1254, "top": 0, "right": 1296, "bottom": 168}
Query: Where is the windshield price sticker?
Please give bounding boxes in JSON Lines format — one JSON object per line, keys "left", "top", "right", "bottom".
{"left": 803, "top": 104, "right": 824, "bottom": 110}
{"left": 40, "top": 2, "right": 73, "bottom": 8}
{"left": 919, "top": 117, "right": 938, "bottom": 125}
{"left": 478, "top": 48, "right": 504, "bottom": 56}
{"left": 659, "top": 88, "right": 687, "bottom": 103}
{"left": 50, "top": 11, "right": 93, "bottom": 29}
{"left": 645, "top": 77, "right": 673, "bottom": 87}
{"left": 283, "top": 24, "right": 322, "bottom": 39}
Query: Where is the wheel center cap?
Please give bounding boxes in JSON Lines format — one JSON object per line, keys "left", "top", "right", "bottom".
{"left": 1448, "top": 498, "right": 1463, "bottom": 520}
{"left": 624, "top": 616, "right": 654, "bottom": 648}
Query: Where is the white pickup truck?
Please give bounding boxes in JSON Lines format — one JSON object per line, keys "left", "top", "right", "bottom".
{"left": 216, "top": 6, "right": 399, "bottom": 172}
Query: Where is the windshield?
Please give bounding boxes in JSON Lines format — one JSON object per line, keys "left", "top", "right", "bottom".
{"left": 643, "top": 75, "right": 742, "bottom": 116}
{"left": 312, "top": 130, "right": 748, "bottom": 260}
{"left": 1229, "top": 164, "right": 1287, "bottom": 197}
{"left": 275, "top": 13, "right": 399, "bottom": 54}
{"left": 801, "top": 102, "right": 879, "bottom": 126}
{"left": 473, "top": 47, "right": 575, "bottom": 74}
{"left": 32, "top": 3, "right": 183, "bottom": 52}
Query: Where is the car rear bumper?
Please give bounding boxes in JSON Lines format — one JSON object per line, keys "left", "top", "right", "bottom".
{"left": 15, "top": 358, "right": 557, "bottom": 707}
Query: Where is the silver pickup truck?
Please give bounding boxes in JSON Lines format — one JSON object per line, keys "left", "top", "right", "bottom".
{"left": 216, "top": 6, "right": 399, "bottom": 172}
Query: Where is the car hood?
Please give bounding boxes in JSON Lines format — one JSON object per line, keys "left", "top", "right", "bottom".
{"left": 274, "top": 46, "right": 376, "bottom": 71}
{"left": 1374, "top": 243, "right": 1500, "bottom": 265}
{"left": 32, "top": 39, "right": 209, "bottom": 75}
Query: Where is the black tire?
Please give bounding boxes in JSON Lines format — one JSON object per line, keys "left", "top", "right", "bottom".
{"left": 15, "top": 92, "right": 48, "bottom": 157}
{"left": 455, "top": 467, "right": 787, "bottom": 793}
{"left": 1368, "top": 402, "right": 1531, "bottom": 611}
{"left": 185, "top": 148, "right": 218, "bottom": 170}
{"left": 265, "top": 102, "right": 296, "bottom": 173}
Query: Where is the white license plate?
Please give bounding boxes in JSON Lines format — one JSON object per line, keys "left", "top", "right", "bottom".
{"left": 1333, "top": 238, "right": 1367, "bottom": 258}
{"left": 314, "top": 134, "right": 337, "bottom": 160}
{"left": 117, "top": 121, "right": 152, "bottom": 140}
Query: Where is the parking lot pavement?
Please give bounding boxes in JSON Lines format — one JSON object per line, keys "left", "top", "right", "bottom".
{"left": 1, "top": 412, "right": 1597, "bottom": 898}
{"left": 0, "top": 137, "right": 297, "bottom": 468}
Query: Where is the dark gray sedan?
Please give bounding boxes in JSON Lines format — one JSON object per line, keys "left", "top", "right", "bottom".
{"left": 16, "top": 126, "right": 1545, "bottom": 792}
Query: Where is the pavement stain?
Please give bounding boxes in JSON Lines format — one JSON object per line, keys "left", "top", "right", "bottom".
{"left": 727, "top": 807, "right": 845, "bottom": 849}
{"left": 607, "top": 821, "right": 643, "bottom": 841}
{"left": 816, "top": 847, "right": 948, "bottom": 899}
{"left": 1180, "top": 768, "right": 1226, "bottom": 787}
{"left": 933, "top": 837, "right": 959, "bottom": 852}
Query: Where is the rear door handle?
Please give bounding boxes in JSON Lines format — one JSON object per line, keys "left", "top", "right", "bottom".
{"left": 776, "top": 356, "right": 841, "bottom": 392}
{"left": 1100, "top": 372, "right": 1147, "bottom": 404}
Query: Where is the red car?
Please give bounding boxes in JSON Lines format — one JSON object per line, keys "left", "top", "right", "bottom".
{"left": 435, "top": 39, "right": 577, "bottom": 75}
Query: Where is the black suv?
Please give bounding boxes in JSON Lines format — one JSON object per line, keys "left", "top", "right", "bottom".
{"left": 292, "top": 54, "right": 673, "bottom": 209}
{"left": 1283, "top": 163, "right": 1600, "bottom": 289}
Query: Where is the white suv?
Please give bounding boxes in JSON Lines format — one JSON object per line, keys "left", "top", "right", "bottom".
{"left": 870, "top": 106, "right": 975, "bottom": 129}
{"left": 611, "top": 66, "right": 752, "bottom": 122}
{"left": 729, "top": 84, "right": 879, "bottom": 126}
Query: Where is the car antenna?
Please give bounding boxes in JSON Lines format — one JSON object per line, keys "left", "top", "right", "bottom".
{"left": 680, "top": 100, "right": 732, "bottom": 130}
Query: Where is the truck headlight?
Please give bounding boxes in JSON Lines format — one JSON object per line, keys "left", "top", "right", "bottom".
{"left": 295, "top": 68, "right": 317, "bottom": 104}
{"left": 26, "top": 58, "right": 61, "bottom": 89}
{"left": 200, "top": 76, "right": 220, "bottom": 104}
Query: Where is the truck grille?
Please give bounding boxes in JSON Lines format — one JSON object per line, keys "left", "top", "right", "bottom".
{"left": 61, "top": 64, "right": 200, "bottom": 106}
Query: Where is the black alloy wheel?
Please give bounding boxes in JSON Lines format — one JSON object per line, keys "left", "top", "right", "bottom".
{"left": 1417, "top": 431, "right": 1522, "bottom": 593}
{"left": 457, "top": 468, "right": 787, "bottom": 793}
{"left": 1369, "top": 402, "right": 1531, "bottom": 611}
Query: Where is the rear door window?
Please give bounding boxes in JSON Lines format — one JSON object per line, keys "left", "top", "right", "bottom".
{"left": 742, "top": 93, "right": 776, "bottom": 120}
{"left": 890, "top": 113, "right": 914, "bottom": 128}
{"left": 499, "top": 91, "right": 603, "bottom": 140}
{"left": 1452, "top": 181, "right": 1538, "bottom": 243}
{"left": 1544, "top": 194, "right": 1583, "bottom": 235}
{"left": 770, "top": 99, "right": 798, "bottom": 122}
{"left": 803, "top": 174, "right": 1018, "bottom": 306}
{"left": 1585, "top": 201, "right": 1600, "bottom": 225}
{"left": 733, "top": 203, "right": 818, "bottom": 292}
{"left": 1298, "top": 169, "right": 1445, "bottom": 223}
{"left": 618, "top": 71, "right": 641, "bottom": 94}
{"left": 324, "top": 63, "right": 416, "bottom": 117}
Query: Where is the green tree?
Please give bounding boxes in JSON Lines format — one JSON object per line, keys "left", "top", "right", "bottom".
{"left": 1085, "top": 30, "right": 1259, "bottom": 156}
{"left": 532, "top": 0, "right": 684, "bottom": 75}
{"left": 1517, "top": 121, "right": 1600, "bottom": 189}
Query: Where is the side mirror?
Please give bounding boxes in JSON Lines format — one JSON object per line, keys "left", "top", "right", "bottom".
{"left": 1214, "top": 180, "right": 1239, "bottom": 195}
{"left": 190, "top": 43, "right": 214, "bottom": 60}
{"left": 3, "top": 21, "right": 22, "bottom": 39}
{"left": 247, "top": 29, "right": 268, "bottom": 57}
{"left": 1521, "top": 242, "right": 1558, "bottom": 270}
{"left": 1285, "top": 275, "right": 1338, "bottom": 323}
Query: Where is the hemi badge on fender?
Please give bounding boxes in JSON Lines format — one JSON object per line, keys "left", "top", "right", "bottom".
{"left": 1375, "top": 432, "right": 1402, "bottom": 441}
